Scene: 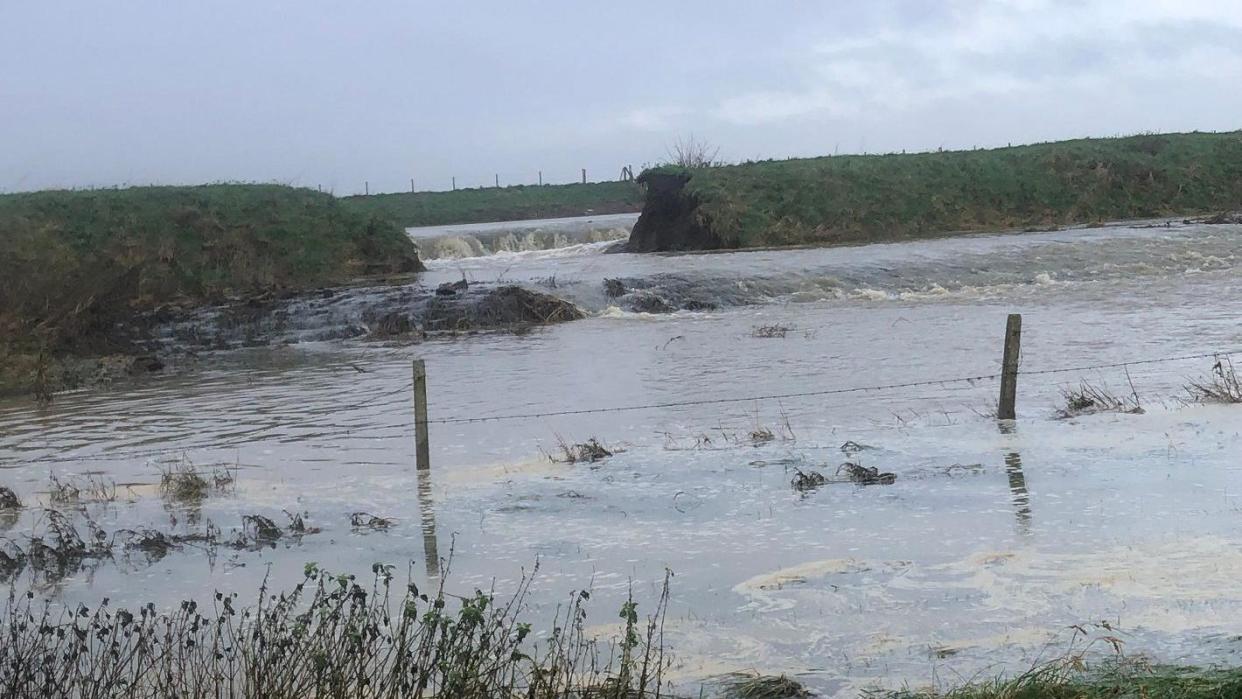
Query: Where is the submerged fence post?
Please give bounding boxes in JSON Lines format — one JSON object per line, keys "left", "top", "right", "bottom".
{"left": 413, "top": 359, "right": 430, "bottom": 471}
{"left": 998, "top": 314, "right": 1022, "bottom": 420}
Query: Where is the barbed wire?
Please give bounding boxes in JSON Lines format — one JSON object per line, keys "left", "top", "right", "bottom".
{"left": 3, "top": 346, "right": 1238, "bottom": 466}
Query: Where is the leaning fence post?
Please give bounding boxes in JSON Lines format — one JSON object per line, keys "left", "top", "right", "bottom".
{"left": 413, "top": 360, "right": 431, "bottom": 471}
{"left": 997, "top": 314, "right": 1022, "bottom": 420}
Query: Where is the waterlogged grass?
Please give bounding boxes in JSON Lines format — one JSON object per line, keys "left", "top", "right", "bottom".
{"left": 892, "top": 664, "right": 1242, "bottom": 699}
{"left": 0, "top": 564, "right": 673, "bottom": 698}
{"left": 0, "top": 184, "right": 421, "bottom": 394}
{"left": 343, "top": 180, "right": 644, "bottom": 227}
{"left": 649, "top": 131, "right": 1242, "bottom": 249}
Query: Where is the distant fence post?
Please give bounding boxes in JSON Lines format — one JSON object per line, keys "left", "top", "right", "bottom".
{"left": 581, "top": 168, "right": 586, "bottom": 184}
{"left": 413, "top": 360, "right": 430, "bottom": 471}
{"left": 998, "top": 314, "right": 1022, "bottom": 420}
{"left": 495, "top": 173, "right": 499, "bottom": 188}
{"left": 451, "top": 176, "right": 456, "bottom": 191}
{"left": 538, "top": 170, "right": 542, "bottom": 186}
{"left": 410, "top": 178, "right": 415, "bottom": 193}
{"left": 365, "top": 181, "right": 369, "bottom": 196}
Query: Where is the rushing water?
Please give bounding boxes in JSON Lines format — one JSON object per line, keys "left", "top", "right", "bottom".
{"left": 406, "top": 212, "right": 636, "bottom": 259}
{"left": 3, "top": 216, "right": 1242, "bottom": 695}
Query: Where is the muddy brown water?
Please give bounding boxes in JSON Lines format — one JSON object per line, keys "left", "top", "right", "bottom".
{"left": 3, "top": 217, "right": 1242, "bottom": 696}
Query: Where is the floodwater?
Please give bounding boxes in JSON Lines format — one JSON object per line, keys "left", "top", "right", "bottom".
{"left": 4, "top": 216, "right": 1242, "bottom": 696}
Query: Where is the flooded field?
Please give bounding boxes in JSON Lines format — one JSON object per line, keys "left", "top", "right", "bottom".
{"left": 3, "top": 217, "right": 1242, "bottom": 696}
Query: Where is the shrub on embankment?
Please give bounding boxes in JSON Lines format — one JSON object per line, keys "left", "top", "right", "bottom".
{"left": 0, "top": 184, "right": 422, "bottom": 393}
{"left": 628, "top": 131, "right": 1242, "bottom": 251}
{"left": 343, "top": 180, "right": 644, "bottom": 227}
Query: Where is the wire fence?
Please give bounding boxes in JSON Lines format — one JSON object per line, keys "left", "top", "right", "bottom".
{"left": 3, "top": 346, "right": 1239, "bottom": 467}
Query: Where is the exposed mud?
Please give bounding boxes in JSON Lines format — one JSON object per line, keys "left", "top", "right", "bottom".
{"left": 627, "top": 171, "right": 721, "bottom": 252}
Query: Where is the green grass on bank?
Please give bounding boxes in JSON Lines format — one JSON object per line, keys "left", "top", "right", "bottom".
{"left": 645, "top": 131, "right": 1242, "bottom": 249}
{"left": 342, "top": 180, "right": 644, "bottom": 228}
{"left": 892, "top": 664, "right": 1242, "bottom": 699}
{"left": 0, "top": 184, "right": 420, "bottom": 392}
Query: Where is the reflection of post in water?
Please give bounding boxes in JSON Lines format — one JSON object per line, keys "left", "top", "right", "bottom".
{"left": 417, "top": 469, "right": 441, "bottom": 578}
{"left": 1004, "top": 451, "right": 1032, "bottom": 536}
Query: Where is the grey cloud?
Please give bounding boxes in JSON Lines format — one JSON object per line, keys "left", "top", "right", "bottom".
{"left": 1, "top": 1, "right": 1239, "bottom": 194}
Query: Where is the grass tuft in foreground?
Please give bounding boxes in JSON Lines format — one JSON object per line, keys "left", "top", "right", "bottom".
{"left": 0, "top": 563, "right": 672, "bottom": 698}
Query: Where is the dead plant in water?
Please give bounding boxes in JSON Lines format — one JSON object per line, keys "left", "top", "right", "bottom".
{"left": 48, "top": 473, "right": 116, "bottom": 505}
{"left": 0, "top": 564, "right": 674, "bottom": 698}
{"left": 1183, "top": 355, "right": 1242, "bottom": 404}
{"left": 350, "top": 511, "right": 393, "bottom": 530}
{"left": 790, "top": 469, "right": 827, "bottom": 492}
{"left": 837, "top": 462, "right": 896, "bottom": 485}
{"left": 550, "top": 435, "right": 615, "bottom": 464}
{"left": 1055, "top": 380, "right": 1143, "bottom": 419}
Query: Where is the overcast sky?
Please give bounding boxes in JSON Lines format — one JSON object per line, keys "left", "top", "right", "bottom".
{"left": 3, "top": 0, "right": 1241, "bottom": 195}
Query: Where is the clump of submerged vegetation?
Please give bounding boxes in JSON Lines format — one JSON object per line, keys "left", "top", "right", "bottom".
{"left": 0, "top": 486, "right": 21, "bottom": 511}
{"left": 1, "top": 506, "right": 316, "bottom": 584}
{"left": 157, "top": 457, "right": 235, "bottom": 502}
{"left": 837, "top": 462, "right": 896, "bottom": 485}
{"left": 549, "top": 436, "right": 616, "bottom": 464}
{"left": 0, "top": 563, "right": 672, "bottom": 698}
{"left": 790, "top": 459, "right": 896, "bottom": 493}
{"left": 1055, "top": 380, "right": 1143, "bottom": 419}
{"left": 1183, "top": 356, "right": 1242, "bottom": 404}
{"left": 47, "top": 473, "right": 117, "bottom": 505}
{"left": 350, "top": 511, "right": 394, "bottom": 530}
{"left": 790, "top": 469, "right": 827, "bottom": 492}
{"left": 720, "top": 672, "right": 813, "bottom": 698}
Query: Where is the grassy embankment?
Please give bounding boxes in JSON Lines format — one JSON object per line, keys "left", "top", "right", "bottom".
{"left": 342, "top": 180, "right": 644, "bottom": 227}
{"left": 629, "top": 131, "right": 1242, "bottom": 251}
{"left": 0, "top": 184, "right": 421, "bottom": 396}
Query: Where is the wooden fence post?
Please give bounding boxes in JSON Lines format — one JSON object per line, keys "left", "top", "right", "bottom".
{"left": 538, "top": 170, "right": 542, "bottom": 186}
{"left": 413, "top": 359, "right": 430, "bottom": 471}
{"left": 451, "top": 176, "right": 456, "bottom": 191}
{"left": 997, "top": 314, "right": 1022, "bottom": 420}
{"left": 581, "top": 168, "right": 586, "bottom": 184}
{"left": 410, "top": 178, "right": 415, "bottom": 193}
{"left": 364, "top": 181, "right": 369, "bottom": 196}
